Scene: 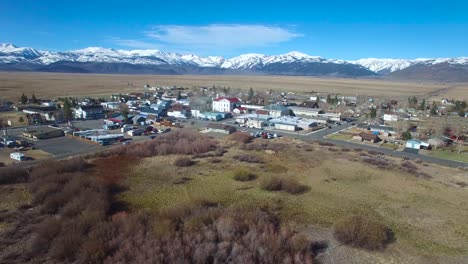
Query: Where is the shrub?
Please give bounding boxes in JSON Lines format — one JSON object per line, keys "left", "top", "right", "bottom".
{"left": 401, "top": 161, "right": 418, "bottom": 171}
{"left": 229, "top": 132, "right": 252, "bottom": 144}
{"left": 233, "top": 169, "right": 256, "bottom": 182}
{"left": 318, "top": 141, "right": 335, "bottom": 146}
{"left": 233, "top": 154, "right": 263, "bottom": 163}
{"left": 0, "top": 165, "right": 29, "bottom": 184}
{"left": 209, "top": 158, "right": 222, "bottom": 164}
{"left": 341, "top": 148, "right": 351, "bottom": 152}
{"left": 261, "top": 176, "right": 308, "bottom": 194}
{"left": 334, "top": 215, "right": 393, "bottom": 250}
{"left": 174, "top": 157, "right": 195, "bottom": 167}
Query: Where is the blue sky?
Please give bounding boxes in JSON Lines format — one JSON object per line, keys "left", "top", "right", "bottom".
{"left": 2, "top": 0, "right": 468, "bottom": 59}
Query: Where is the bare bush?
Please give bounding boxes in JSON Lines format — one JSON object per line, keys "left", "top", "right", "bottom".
{"left": 318, "top": 141, "right": 335, "bottom": 146}
{"left": 334, "top": 215, "right": 393, "bottom": 250}
{"left": 0, "top": 165, "right": 29, "bottom": 184}
{"left": 229, "top": 132, "right": 252, "bottom": 144}
{"left": 261, "top": 176, "right": 308, "bottom": 194}
{"left": 174, "top": 157, "right": 195, "bottom": 167}
{"left": 233, "top": 169, "right": 256, "bottom": 182}
{"left": 362, "top": 157, "right": 392, "bottom": 169}
{"left": 233, "top": 154, "right": 263, "bottom": 163}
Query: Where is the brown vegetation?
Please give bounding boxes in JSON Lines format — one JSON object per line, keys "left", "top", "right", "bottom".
{"left": 0, "top": 165, "right": 29, "bottom": 185}
{"left": 334, "top": 215, "right": 394, "bottom": 250}
{"left": 233, "top": 154, "right": 263, "bottom": 163}
{"left": 233, "top": 169, "right": 257, "bottom": 182}
{"left": 260, "top": 176, "right": 309, "bottom": 194}
{"left": 174, "top": 157, "right": 195, "bottom": 167}
{"left": 229, "top": 131, "right": 252, "bottom": 144}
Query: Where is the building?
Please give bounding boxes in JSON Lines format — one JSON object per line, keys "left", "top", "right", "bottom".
{"left": 290, "top": 107, "right": 323, "bottom": 117}
{"left": 212, "top": 97, "right": 241, "bottom": 112}
{"left": 101, "top": 101, "right": 122, "bottom": 110}
{"left": 199, "top": 112, "right": 224, "bottom": 121}
{"left": 405, "top": 139, "right": 430, "bottom": 150}
{"left": 167, "top": 104, "right": 191, "bottom": 119}
{"left": 358, "top": 132, "right": 381, "bottom": 143}
{"left": 317, "top": 112, "right": 341, "bottom": 122}
{"left": 74, "top": 105, "right": 104, "bottom": 120}
{"left": 263, "top": 104, "right": 290, "bottom": 117}
{"left": 206, "top": 123, "right": 236, "bottom": 134}
{"left": 297, "top": 100, "right": 319, "bottom": 108}
{"left": 270, "top": 116, "right": 318, "bottom": 131}
{"left": 246, "top": 119, "right": 265, "bottom": 129}
{"left": 383, "top": 113, "right": 399, "bottom": 122}
{"left": 233, "top": 107, "right": 248, "bottom": 115}
{"left": 150, "top": 100, "right": 173, "bottom": 111}
{"left": 22, "top": 126, "right": 65, "bottom": 140}
{"left": 139, "top": 108, "right": 165, "bottom": 118}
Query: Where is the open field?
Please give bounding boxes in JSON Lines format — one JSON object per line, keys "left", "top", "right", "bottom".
{"left": 0, "top": 71, "right": 454, "bottom": 100}
{"left": 117, "top": 137, "right": 468, "bottom": 263}
{"left": 423, "top": 147, "right": 468, "bottom": 163}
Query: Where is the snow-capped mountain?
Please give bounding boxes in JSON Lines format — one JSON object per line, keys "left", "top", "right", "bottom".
{"left": 1, "top": 43, "right": 467, "bottom": 80}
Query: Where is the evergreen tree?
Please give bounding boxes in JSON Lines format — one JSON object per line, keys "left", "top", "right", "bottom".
{"left": 370, "top": 107, "right": 377, "bottom": 119}
{"left": 63, "top": 99, "right": 73, "bottom": 121}
{"left": 402, "top": 131, "right": 412, "bottom": 140}
{"left": 31, "top": 94, "right": 38, "bottom": 104}
{"left": 176, "top": 91, "right": 182, "bottom": 100}
{"left": 326, "top": 94, "right": 332, "bottom": 104}
{"left": 430, "top": 102, "right": 438, "bottom": 116}
{"left": 18, "top": 116, "right": 24, "bottom": 123}
{"left": 419, "top": 99, "right": 426, "bottom": 110}
{"left": 248, "top": 87, "right": 254, "bottom": 101}
{"left": 20, "top": 93, "right": 28, "bottom": 104}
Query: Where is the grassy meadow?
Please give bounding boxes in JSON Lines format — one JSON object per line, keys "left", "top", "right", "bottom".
{"left": 116, "top": 137, "right": 468, "bottom": 258}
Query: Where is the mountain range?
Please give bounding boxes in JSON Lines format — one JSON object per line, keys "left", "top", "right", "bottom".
{"left": 1, "top": 43, "right": 468, "bottom": 82}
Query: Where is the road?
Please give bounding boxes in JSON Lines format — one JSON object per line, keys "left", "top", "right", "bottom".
{"left": 4, "top": 118, "right": 467, "bottom": 169}
{"left": 195, "top": 118, "right": 468, "bottom": 168}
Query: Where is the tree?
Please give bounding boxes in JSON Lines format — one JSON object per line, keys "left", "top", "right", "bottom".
{"left": 176, "top": 91, "right": 182, "bottom": 100}
{"left": 121, "top": 105, "right": 129, "bottom": 124}
{"left": 20, "top": 93, "right": 28, "bottom": 104}
{"left": 459, "top": 109, "right": 466, "bottom": 117}
{"left": 326, "top": 94, "right": 332, "bottom": 104}
{"left": 419, "top": 99, "right": 425, "bottom": 110}
{"left": 57, "top": 103, "right": 62, "bottom": 109}
{"left": 370, "top": 107, "right": 377, "bottom": 119}
{"left": 430, "top": 101, "right": 438, "bottom": 115}
{"left": 63, "top": 98, "right": 73, "bottom": 121}
{"left": 31, "top": 94, "right": 38, "bottom": 104}
{"left": 18, "top": 116, "right": 24, "bottom": 123}
{"left": 248, "top": 87, "right": 254, "bottom": 101}
{"left": 402, "top": 131, "right": 412, "bottom": 140}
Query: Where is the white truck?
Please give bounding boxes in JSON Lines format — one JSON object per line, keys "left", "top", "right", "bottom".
{"left": 10, "top": 152, "right": 26, "bottom": 161}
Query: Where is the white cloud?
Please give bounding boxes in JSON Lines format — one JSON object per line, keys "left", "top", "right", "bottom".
{"left": 144, "top": 24, "right": 301, "bottom": 49}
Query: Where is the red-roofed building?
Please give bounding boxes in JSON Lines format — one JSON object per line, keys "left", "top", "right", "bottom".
{"left": 212, "top": 97, "right": 241, "bottom": 112}
{"left": 233, "top": 107, "right": 248, "bottom": 115}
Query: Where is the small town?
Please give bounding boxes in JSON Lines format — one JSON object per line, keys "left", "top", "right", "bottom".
{"left": 1, "top": 84, "right": 467, "bottom": 167}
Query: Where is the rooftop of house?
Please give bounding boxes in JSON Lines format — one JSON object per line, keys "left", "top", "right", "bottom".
{"left": 79, "top": 105, "right": 104, "bottom": 111}
{"left": 359, "top": 132, "right": 381, "bottom": 141}
{"left": 263, "top": 104, "right": 290, "bottom": 112}
{"left": 214, "top": 97, "right": 241, "bottom": 103}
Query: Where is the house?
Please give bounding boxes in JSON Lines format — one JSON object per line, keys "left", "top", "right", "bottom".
{"left": 270, "top": 116, "right": 318, "bottom": 131}
{"left": 263, "top": 104, "right": 290, "bottom": 117}
{"left": 290, "top": 107, "right": 323, "bottom": 117}
{"left": 107, "top": 114, "right": 135, "bottom": 125}
{"left": 139, "top": 107, "right": 165, "bottom": 118}
{"left": 167, "top": 104, "right": 191, "bottom": 119}
{"left": 233, "top": 107, "right": 248, "bottom": 115}
{"left": 212, "top": 97, "right": 241, "bottom": 112}
{"left": 241, "top": 104, "right": 264, "bottom": 110}
{"left": 358, "top": 124, "right": 396, "bottom": 136}
{"left": 199, "top": 112, "right": 223, "bottom": 121}
{"left": 206, "top": 123, "right": 236, "bottom": 134}
{"left": 74, "top": 105, "right": 104, "bottom": 120}
{"left": 150, "top": 100, "right": 173, "bottom": 111}
{"left": 246, "top": 119, "right": 265, "bottom": 129}
{"left": 22, "top": 126, "right": 65, "bottom": 140}
{"left": 0, "top": 102, "right": 13, "bottom": 112}
{"left": 358, "top": 132, "right": 381, "bottom": 143}
{"left": 298, "top": 100, "right": 319, "bottom": 108}
{"left": 405, "top": 139, "right": 430, "bottom": 150}
{"left": 383, "top": 113, "right": 399, "bottom": 122}
{"left": 23, "top": 106, "right": 63, "bottom": 122}
{"left": 101, "top": 102, "right": 122, "bottom": 110}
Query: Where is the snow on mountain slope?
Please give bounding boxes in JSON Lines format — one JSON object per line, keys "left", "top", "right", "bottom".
{"left": 0, "top": 43, "right": 467, "bottom": 74}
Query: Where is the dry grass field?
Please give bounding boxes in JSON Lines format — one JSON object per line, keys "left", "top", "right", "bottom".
{"left": 117, "top": 137, "right": 468, "bottom": 263}
{"left": 0, "top": 71, "right": 455, "bottom": 101}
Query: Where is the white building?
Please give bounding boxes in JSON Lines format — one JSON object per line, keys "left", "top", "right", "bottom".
{"left": 246, "top": 119, "right": 265, "bottom": 129}
{"left": 383, "top": 113, "right": 399, "bottom": 122}
{"left": 212, "top": 97, "right": 241, "bottom": 112}
{"left": 289, "top": 107, "right": 323, "bottom": 117}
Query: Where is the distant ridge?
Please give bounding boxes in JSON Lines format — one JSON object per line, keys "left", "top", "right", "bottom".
{"left": 1, "top": 43, "right": 467, "bottom": 81}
